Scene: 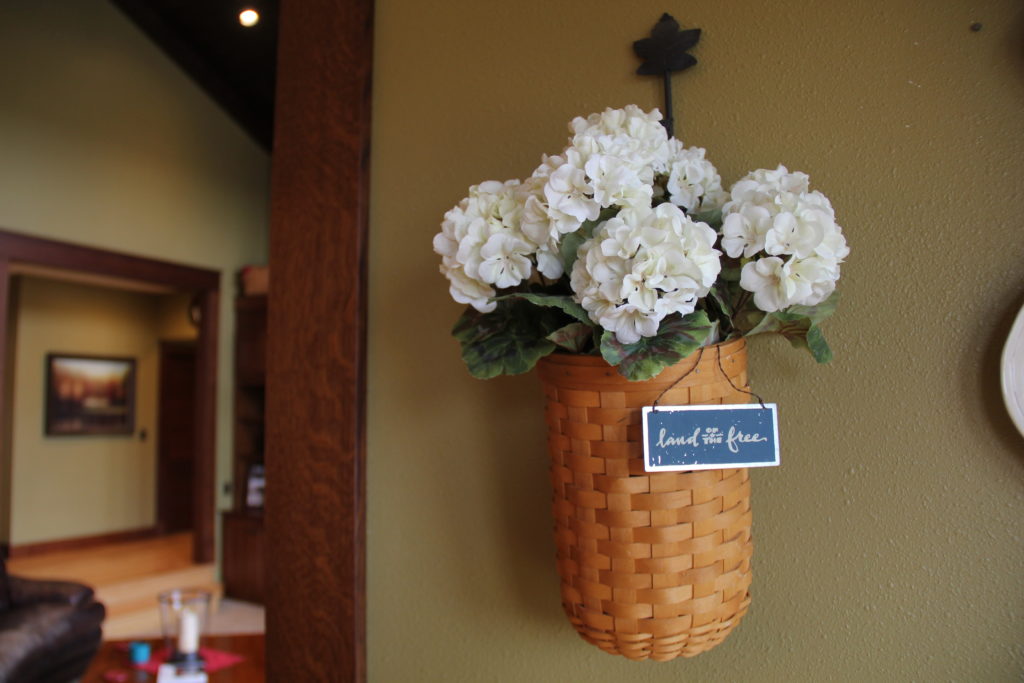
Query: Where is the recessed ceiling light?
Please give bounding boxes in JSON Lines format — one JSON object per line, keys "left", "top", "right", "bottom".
{"left": 239, "top": 9, "right": 260, "bottom": 27}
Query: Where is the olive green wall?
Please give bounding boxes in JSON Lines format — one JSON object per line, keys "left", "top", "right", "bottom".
{"left": 156, "top": 292, "right": 201, "bottom": 343}
{"left": 10, "top": 278, "right": 161, "bottom": 545}
{"left": 7, "top": 280, "right": 198, "bottom": 546}
{"left": 0, "top": 1, "right": 268, "bottom": 544}
{"left": 368, "top": 0, "right": 1024, "bottom": 679}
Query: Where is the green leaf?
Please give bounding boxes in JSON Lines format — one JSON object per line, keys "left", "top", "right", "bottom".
{"left": 451, "top": 299, "right": 568, "bottom": 378}
{"left": 718, "top": 265, "right": 742, "bottom": 283}
{"left": 559, "top": 232, "right": 586, "bottom": 277}
{"left": 749, "top": 310, "right": 810, "bottom": 338}
{"left": 707, "top": 283, "right": 733, "bottom": 319}
{"left": 741, "top": 291, "right": 841, "bottom": 363}
{"left": 689, "top": 207, "right": 723, "bottom": 228}
{"left": 786, "top": 290, "right": 841, "bottom": 325}
{"left": 599, "top": 311, "right": 713, "bottom": 381}
{"left": 495, "top": 292, "right": 592, "bottom": 325}
{"left": 805, "top": 325, "right": 833, "bottom": 363}
{"left": 546, "top": 322, "right": 594, "bottom": 352}
{"left": 746, "top": 310, "right": 833, "bottom": 363}
{"left": 730, "top": 303, "right": 765, "bottom": 337}
{"left": 559, "top": 208, "right": 618, "bottom": 275}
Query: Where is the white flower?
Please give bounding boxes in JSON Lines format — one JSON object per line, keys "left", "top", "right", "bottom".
{"left": 721, "top": 203, "right": 774, "bottom": 259}
{"left": 728, "top": 165, "right": 810, "bottom": 206}
{"left": 456, "top": 182, "right": 524, "bottom": 283}
{"left": 584, "top": 154, "right": 653, "bottom": 209}
{"left": 815, "top": 223, "right": 851, "bottom": 261}
{"left": 723, "top": 167, "right": 849, "bottom": 312}
{"left": 440, "top": 262, "right": 496, "bottom": 313}
{"left": 739, "top": 257, "right": 806, "bottom": 312}
{"left": 792, "top": 255, "right": 841, "bottom": 306}
{"left": 543, "top": 153, "right": 600, "bottom": 234}
{"left": 570, "top": 203, "right": 721, "bottom": 344}
{"left": 664, "top": 143, "right": 727, "bottom": 213}
{"left": 517, "top": 176, "right": 552, "bottom": 246}
{"left": 433, "top": 204, "right": 469, "bottom": 261}
{"left": 434, "top": 179, "right": 536, "bottom": 312}
{"left": 739, "top": 254, "right": 841, "bottom": 312}
{"left": 531, "top": 153, "right": 567, "bottom": 180}
{"left": 764, "top": 210, "right": 824, "bottom": 259}
{"left": 569, "top": 105, "right": 671, "bottom": 174}
{"left": 520, "top": 107, "right": 677, "bottom": 277}
{"left": 476, "top": 233, "right": 533, "bottom": 288}
{"left": 595, "top": 304, "right": 660, "bottom": 344}
{"left": 517, "top": 170, "right": 565, "bottom": 280}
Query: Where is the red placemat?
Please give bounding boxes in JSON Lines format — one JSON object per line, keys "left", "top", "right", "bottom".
{"left": 135, "top": 647, "right": 245, "bottom": 674}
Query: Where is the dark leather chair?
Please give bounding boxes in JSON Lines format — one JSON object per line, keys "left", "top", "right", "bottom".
{"left": 0, "top": 557, "right": 105, "bottom": 683}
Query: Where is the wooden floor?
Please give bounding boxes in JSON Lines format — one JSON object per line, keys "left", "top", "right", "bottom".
{"left": 7, "top": 532, "right": 195, "bottom": 585}
{"left": 6, "top": 532, "right": 227, "bottom": 639}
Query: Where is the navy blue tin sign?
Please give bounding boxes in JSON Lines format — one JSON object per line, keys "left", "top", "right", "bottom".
{"left": 642, "top": 404, "right": 780, "bottom": 472}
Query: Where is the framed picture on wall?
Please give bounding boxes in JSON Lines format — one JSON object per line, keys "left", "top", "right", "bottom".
{"left": 45, "top": 354, "right": 136, "bottom": 436}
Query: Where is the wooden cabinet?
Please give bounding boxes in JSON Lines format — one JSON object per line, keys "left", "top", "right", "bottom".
{"left": 232, "top": 295, "right": 267, "bottom": 510}
{"left": 222, "top": 295, "right": 266, "bottom": 603}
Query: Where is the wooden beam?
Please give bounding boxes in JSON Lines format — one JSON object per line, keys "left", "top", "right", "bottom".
{"left": 192, "top": 288, "right": 219, "bottom": 563}
{"left": 265, "top": 0, "right": 373, "bottom": 679}
{"left": 0, "top": 258, "right": 10, "bottom": 550}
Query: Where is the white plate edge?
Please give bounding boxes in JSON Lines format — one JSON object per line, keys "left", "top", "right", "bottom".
{"left": 1000, "top": 301, "right": 1024, "bottom": 439}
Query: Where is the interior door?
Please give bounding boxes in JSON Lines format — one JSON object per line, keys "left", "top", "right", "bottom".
{"left": 157, "top": 340, "right": 197, "bottom": 534}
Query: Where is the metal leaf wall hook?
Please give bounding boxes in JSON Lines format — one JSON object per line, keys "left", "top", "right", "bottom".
{"left": 633, "top": 13, "right": 701, "bottom": 139}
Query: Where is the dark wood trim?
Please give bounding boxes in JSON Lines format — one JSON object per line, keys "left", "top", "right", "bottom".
{"left": 159, "top": 340, "right": 199, "bottom": 353}
{"left": 0, "top": 229, "right": 219, "bottom": 290}
{"left": 8, "top": 526, "right": 160, "bottom": 559}
{"left": 265, "top": 0, "right": 372, "bottom": 679}
{"left": 0, "top": 228, "right": 219, "bottom": 565}
{"left": 192, "top": 288, "right": 218, "bottom": 563}
{"left": 0, "top": 258, "right": 9, "bottom": 556}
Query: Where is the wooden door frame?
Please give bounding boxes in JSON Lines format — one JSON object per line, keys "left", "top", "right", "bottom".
{"left": 0, "top": 229, "right": 220, "bottom": 563}
{"left": 265, "top": 0, "right": 373, "bottom": 679}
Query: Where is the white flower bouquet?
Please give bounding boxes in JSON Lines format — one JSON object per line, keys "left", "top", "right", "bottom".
{"left": 434, "top": 106, "right": 850, "bottom": 380}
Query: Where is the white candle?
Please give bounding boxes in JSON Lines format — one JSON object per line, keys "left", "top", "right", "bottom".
{"left": 177, "top": 607, "right": 200, "bottom": 654}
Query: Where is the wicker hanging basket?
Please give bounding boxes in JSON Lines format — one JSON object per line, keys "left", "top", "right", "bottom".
{"left": 537, "top": 338, "right": 754, "bottom": 661}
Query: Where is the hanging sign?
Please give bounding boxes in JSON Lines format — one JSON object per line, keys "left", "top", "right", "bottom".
{"left": 642, "top": 404, "right": 780, "bottom": 472}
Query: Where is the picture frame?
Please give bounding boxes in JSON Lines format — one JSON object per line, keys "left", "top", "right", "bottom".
{"left": 45, "top": 353, "right": 136, "bottom": 436}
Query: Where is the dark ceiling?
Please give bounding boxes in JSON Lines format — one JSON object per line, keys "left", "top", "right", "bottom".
{"left": 111, "top": 0, "right": 278, "bottom": 150}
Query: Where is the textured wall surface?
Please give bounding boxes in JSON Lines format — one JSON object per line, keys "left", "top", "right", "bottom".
{"left": 368, "top": 0, "right": 1024, "bottom": 679}
{"left": 0, "top": 0, "right": 269, "bottom": 528}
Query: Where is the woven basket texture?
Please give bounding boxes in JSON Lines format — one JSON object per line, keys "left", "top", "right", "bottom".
{"left": 537, "top": 339, "right": 754, "bottom": 661}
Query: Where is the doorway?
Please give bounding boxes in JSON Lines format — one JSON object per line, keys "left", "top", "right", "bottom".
{"left": 0, "top": 229, "right": 219, "bottom": 563}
